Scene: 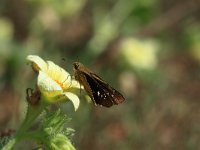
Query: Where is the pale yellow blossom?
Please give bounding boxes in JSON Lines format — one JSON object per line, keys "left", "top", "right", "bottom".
{"left": 27, "top": 55, "right": 81, "bottom": 111}
{"left": 120, "top": 38, "right": 159, "bottom": 70}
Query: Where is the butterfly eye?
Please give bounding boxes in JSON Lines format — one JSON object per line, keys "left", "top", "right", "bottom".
{"left": 73, "top": 63, "right": 79, "bottom": 69}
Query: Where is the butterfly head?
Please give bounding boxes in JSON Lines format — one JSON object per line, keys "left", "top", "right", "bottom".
{"left": 73, "top": 62, "right": 80, "bottom": 70}
{"left": 73, "top": 62, "right": 86, "bottom": 72}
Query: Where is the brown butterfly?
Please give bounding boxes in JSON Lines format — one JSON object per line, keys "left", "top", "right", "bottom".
{"left": 73, "top": 62, "right": 125, "bottom": 107}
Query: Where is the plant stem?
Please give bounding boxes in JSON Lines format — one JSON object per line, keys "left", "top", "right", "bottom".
{"left": 2, "top": 101, "right": 47, "bottom": 150}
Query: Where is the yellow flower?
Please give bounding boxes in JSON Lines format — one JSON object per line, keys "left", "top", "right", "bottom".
{"left": 27, "top": 55, "right": 81, "bottom": 111}
{"left": 120, "top": 38, "right": 159, "bottom": 70}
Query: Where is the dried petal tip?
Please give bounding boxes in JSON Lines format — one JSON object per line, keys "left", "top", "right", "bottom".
{"left": 27, "top": 55, "right": 48, "bottom": 72}
{"left": 26, "top": 88, "right": 41, "bottom": 105}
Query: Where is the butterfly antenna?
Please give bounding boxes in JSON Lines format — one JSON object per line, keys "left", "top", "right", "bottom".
{"left": 61, "top": 74, "right": 73, "bottom": 88}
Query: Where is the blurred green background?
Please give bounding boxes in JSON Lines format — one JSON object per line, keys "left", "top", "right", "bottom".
{"left": 0, "top": 0, "right": 200, "bottom": 149}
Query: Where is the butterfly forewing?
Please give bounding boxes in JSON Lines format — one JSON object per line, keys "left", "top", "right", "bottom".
{"left": 73, "top": 62, "right": 125, "bottom": 107}
{"left": 84, "top": 73, "right": 114, "bottom": 107}
{"left": 89, "top": 73, "right": 124, "bottom": 105}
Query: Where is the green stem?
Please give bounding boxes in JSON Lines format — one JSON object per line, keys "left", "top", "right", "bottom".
{"left": 2, "top": 101, "right": 48, "bottom": 150}
{"left": 1, "top": 138, "right": 16, "bottom": 150}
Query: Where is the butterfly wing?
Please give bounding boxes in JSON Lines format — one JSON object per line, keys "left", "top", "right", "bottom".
{"left": 83, "top": 72, "right": 125, "bottom": 107}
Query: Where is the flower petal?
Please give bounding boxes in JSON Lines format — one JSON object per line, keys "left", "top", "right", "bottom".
{"left": 64, "top": 92, "right": 80, "bottom": 111}
{"left": 27, "top": 55, "right": 48, "bottom": 72}
{"left": 46, "top": 61, "right": 71, "bottom": 86}
{"left": 38, "top": 71, "right": 63, "bottom": 98}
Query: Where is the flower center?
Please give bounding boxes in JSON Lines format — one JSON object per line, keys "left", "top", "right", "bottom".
{"left": 55, "top": 79, "right": 64, "bottom": 89}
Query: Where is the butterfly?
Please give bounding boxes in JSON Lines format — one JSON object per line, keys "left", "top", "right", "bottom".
{"left": 73, "top": 62, "right": 125, "bottom": 107}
